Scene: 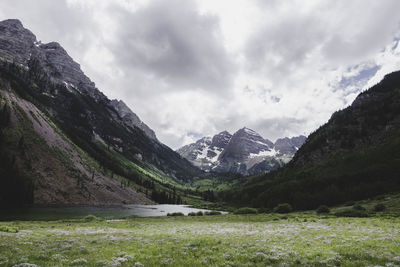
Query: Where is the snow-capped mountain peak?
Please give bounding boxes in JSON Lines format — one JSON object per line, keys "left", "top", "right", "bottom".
{"left": 177, "top": 127, "right": 306, "bottom": 175}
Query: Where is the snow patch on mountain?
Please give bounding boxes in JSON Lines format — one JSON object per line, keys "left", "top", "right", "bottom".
{"left": 177, "top": 128, "right": 307, "bottom": 175}
{"left": 249, "top": 148, "right": 278, "bottom": 158}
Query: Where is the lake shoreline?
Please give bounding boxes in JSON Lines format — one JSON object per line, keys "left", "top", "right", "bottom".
{"left": 0, "top": 204, "right": 219, "bottom": 221}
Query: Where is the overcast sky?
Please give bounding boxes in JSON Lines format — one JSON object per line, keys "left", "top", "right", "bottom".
{"left": 1, "top": 0, "right": 400, "bottom": 149}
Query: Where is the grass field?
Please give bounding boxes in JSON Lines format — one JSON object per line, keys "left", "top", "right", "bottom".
{"left": 0, "top": 212, "right": 399, "bottom": 267}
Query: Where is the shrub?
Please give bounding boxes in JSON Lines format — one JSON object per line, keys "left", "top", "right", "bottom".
{"left": 205, "top": 211, "right": 222, "bottom": 216}
{"left": 167, "top": 212, "right": 184, "bottom": 216}
{"left": 257, "top": 207, "right": 271, "bottom": 213}
{"left": 234, "top": 207, "right": 258, "bottom": 214}
{"left": 373, "top": 195, "right": 386, "bottom": 200}
{"left": 273, "top": 203, "right": 293, "bottom": 214}
{"left": 0, "top": 225, "right": 19, "bottom": 233}
{"left": 196, "top": 211, "right": 204, "bottom": 216}
{"left": 188, "top": 212, "right": 197, "bottom": 216}
{"left": 334, "top": 208, "right": 368, "bottom": 217}
{"left": 316, "top": 205, "right": 330, "bottom": 214}
{"left": 374, "top": 203, "right": 386, "bottom": 212}
{"left": 353, "top": 204, "right": 366, "bottom": 211}
{"left": 83, "top": 214, "right": 103, "bottom": 222}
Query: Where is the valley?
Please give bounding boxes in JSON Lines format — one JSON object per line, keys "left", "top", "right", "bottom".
{"left": 0, "top": 8, "right": 400, "bottom": 266}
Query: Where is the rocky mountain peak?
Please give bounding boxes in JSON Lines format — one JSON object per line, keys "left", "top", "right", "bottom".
{"left": 0, "top": 19, "right": 37, "bottom": 65}
{"left": 210, "top": 131, "right": 232, "bottom": 149}
{"left": 0, "top": 19, "right": 25, "bottom": 31}
{"left": 237, "top": 127, "right": 260, "bottom": 137}
{"left": 0, "top": 18, "right": 158, "bottom": 142}
{"left": 177, "top": 127, "right": 307, "bottom": 175}
{"left": 219, "top": 127, "right": 274, "bottom": 165}
{"left": 229, "top": 127, "right": 274, "bottom": 149}
{"left": 0, "top": 19, "right": 105, "bottom": 101}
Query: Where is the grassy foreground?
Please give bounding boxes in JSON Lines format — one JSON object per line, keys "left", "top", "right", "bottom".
{"left": 0, "top": 214, "right": 399, "bottom": 266}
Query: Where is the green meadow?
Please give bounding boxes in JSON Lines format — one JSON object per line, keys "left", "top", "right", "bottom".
{"left": 1, "top": 212, "right": 399, "bottom": 267}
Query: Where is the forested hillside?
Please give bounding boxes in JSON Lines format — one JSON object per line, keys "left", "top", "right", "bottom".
{"left": 222, "top": 71, "right": 400, "bottom": 210}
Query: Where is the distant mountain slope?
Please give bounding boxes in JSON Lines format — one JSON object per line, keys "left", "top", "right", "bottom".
{"left": 0, "top": 19, "right": 202, "bottom": 206}
{"left": 177, "top": 127, "right": 306, "bottom": 175}
{"left": 226, "top": 70, "right": 400, "bottom": 210}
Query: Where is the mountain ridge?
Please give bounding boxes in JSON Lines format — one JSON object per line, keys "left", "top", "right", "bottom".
{"left": 177, "top": 127, "right": 306, "bottom": 175}
{"left": 0, "top": 19, "right": 202, "bottom": 206}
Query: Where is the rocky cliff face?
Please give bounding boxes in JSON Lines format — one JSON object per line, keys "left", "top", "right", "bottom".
{"left": 0, "top": 19, "right": 36, "bottom": 65}
{"left": 110, "top": 99, "right": 157, "bottom": 141}
{"left": 0, "top": 19, "right": 105, "bottom": 101}
{"left": 0, "top": 19, "right": 158, "bottom": 141}
{"left": 177, "top": 127, "right": 306, "bottom": 175}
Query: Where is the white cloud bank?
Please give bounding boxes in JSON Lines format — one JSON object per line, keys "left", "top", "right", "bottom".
{"left": 1, "top": 0, "right": 400, "bottom": 149}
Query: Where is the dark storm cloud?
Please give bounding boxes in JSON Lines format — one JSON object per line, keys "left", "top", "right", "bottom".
{"left": 108, "top": 0, "right": 236, "bottom": 93}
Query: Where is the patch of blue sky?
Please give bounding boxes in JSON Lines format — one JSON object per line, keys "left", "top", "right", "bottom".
{"left": 339, "top": 65, "right": 381, "bottom": 89}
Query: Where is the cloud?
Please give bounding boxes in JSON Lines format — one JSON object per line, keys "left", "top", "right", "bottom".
{"left": 107, "top": 0, "right": 236, "bottom": 94}
{"left": 0, "top": 0, "right": 100, "bottom": 61}
{"left": 245, "top": 0, "right": 400, "bottom": 77}
{"left": 1, "top": 0, "right": 400, "bottom": 149}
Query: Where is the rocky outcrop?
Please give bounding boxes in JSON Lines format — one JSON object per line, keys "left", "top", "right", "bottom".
{"left": 0, "top": 19, "right": 106, "bottom": 101}
{"left": 110, "top": 99, "right": 158, "bottom": 141}
{"left": 0, "top": 19, "right": 36, "bottom": 65}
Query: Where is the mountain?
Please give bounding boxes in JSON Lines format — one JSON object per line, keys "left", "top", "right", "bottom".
{"left": 225, "top": 70, "right": 400, "bottom": 210}
{"left": 177, "top": 127, "right": 306, "bottom": 175}
{"left": 110, "top": 99, "right": 157, "bottom": 141}
{"left": 177, "top": 131, "right": 232, "bottom": 171}
{"left": 0, "top": 19, "right": 201, "bottom": 207}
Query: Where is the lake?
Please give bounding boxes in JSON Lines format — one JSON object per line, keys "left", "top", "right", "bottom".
{"left": 0, "top": 204, "right": 222, "bottom": 221}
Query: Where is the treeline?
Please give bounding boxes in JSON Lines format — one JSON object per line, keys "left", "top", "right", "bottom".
{"left": 151, "top": 189, "right": 182, "bottom": 204}
{"left": 202, "top": 189, "right": 216, "bottom": 202}
{"left": 0, "top": 101, "right": 34, "bottom": 207}
{"left": 0, "top": 152, "right": 34, "bottom": 207}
